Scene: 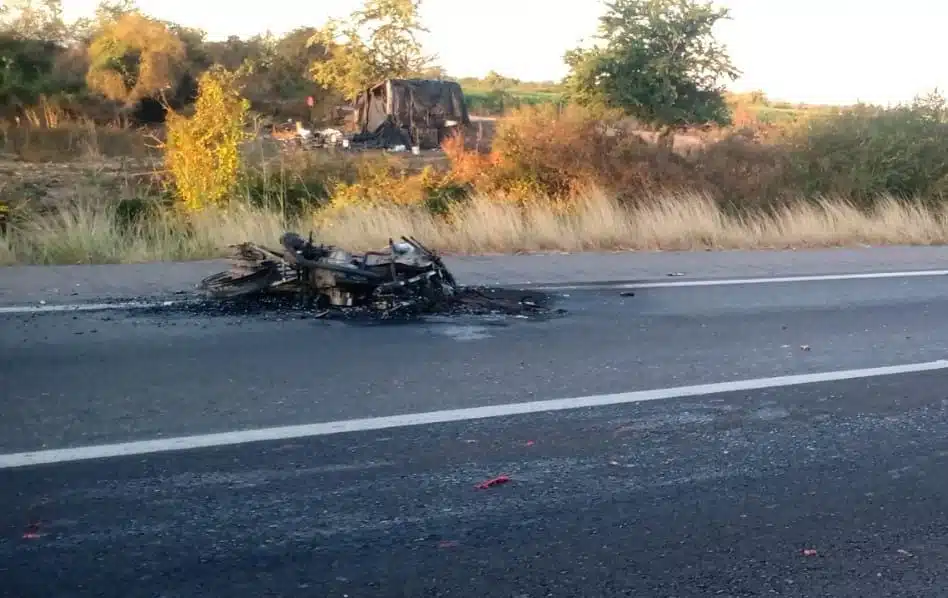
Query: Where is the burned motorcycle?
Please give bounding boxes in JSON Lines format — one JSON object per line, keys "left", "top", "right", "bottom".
{"left": 197, "top": 233, "right": 548, "bottom": 318}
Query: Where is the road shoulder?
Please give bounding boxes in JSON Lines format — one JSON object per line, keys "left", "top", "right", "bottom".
{"left": 3, "top": 245, "right": 948, "bottom": 306}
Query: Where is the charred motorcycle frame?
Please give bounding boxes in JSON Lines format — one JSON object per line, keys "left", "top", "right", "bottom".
{"left": 198, "top": 232, "right": 468, "bottom": 316}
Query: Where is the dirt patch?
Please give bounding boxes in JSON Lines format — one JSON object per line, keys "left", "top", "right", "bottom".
{"left": 0, "top": 158, "right": 159, "bottom": 208}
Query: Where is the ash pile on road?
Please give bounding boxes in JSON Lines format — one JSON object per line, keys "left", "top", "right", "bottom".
{"left": 142, "top": 286, "right": 564, "bottom": 322}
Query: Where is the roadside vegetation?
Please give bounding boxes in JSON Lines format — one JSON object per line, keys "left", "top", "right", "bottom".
{"left": 4, "top": 0, "right": 948, "bottom": 265}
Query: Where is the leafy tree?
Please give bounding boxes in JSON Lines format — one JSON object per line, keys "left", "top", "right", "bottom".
{"left": 85, "top": 12, "right": 186, "bottom": 105}
{"left": 0, "top": 34, "right": 60, "bottom": 105}
{"left": 0, "top": 0, "right": 67, "bottom": 43}
{"left": 0, "top": 1, "right": 70, "bottom": 106}
{"left": 94, "top": 0, "right": 138, "bottom": 21}
{"left": 204, "top": 35, "right": 264, "bottom": 71}
{"left": 308, "top": 0, "right": 436, "bottom": 99}
{"left": 202, "top": 29, "right": 331, "bottom": 114}
{"left": 269, "top": 27, "right": 328, "bottom": 96}
{"left": 69, "top": 0, "right": 137, "bottom": 44}
{"left": 564, "top": 0, "right": 740, "bottom": 135}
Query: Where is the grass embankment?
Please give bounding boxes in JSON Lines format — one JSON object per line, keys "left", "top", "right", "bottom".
{"left": 3, "top": 191, "right": 946, "bottom": 266}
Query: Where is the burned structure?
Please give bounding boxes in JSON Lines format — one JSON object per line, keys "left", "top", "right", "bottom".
{"left": 351, "top": 79, "right": 471, "bottom": 150}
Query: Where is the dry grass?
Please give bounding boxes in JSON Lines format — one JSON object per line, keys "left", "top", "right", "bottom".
{"left": 0, "top": 121, "right": 156, "bottom": 162}
{"left": 3, "top": 189, "right": 947, "bottom": 266}
{"left": 0, "top": 199, "right": 293, "bottom": 265}
{"left": 321, "top": 190, "right": 948, "bottom": 252}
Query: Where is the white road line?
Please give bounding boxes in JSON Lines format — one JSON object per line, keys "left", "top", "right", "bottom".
{"left": 535, "top": 269, "right": 948, "bottom": 291}
{"left": 2, "top": 360, "right": 946, "bottom": 470}
{"left": 0, "top": 300, "right": 178, "bottom": 315}
{"left": 3, "top": 269, "right": 948, "bottom": 315}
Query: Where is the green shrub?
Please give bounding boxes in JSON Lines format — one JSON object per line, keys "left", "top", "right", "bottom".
{"left": 785, "top": 92, "right": 948, "bottom": 204}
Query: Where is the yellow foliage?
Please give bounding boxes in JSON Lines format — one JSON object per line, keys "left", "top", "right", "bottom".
{"left": 315, "top": 155, "right": 468, "bottom": 227}
{"left": 328, "top": 156, "right": 425, "bottom": 208}
{"left": 86, "top": 13, "right": 187, "bottom": 104}
{"left": 163, "top": 67, "right": 250, "bottom": 212}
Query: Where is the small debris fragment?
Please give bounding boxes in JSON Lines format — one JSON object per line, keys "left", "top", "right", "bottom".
{"left": 438, "top": 540, "right": 459, "bottom": 549}
{"left": 525, "top": 440, "right": 535, "bottom": 446}
{"left": 802, "top": 548, "right": 818, "bottom": 557}
{"left": 800, "top": 345, "right": 811, "bottom": 351}
{"left": 667, "top": 272, "right": 685, "bottom": 277}
{"left": 22, "top": 522, "right": 40, "bottom": 539}
{"left": 475, "top": 475, "right": 511, "bottom": 490}
{"left": 897, "top": 549, "right": 914, "bottom": 557}
{"left": 619, "top": 291, "right": 636, "bottom": 297}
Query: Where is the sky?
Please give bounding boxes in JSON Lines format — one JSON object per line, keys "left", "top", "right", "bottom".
{"left": 60, "top": 0, "right": 948, "bottom": 106}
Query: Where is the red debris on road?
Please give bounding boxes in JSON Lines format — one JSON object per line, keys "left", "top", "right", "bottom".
{"left": 475, "top": 475, "right": 511, "bottom": 490}
{"left": 438, "top": 540, "right": 459, "bottom": 549}
{"left": 22, "top": 522, "right": 41, "bottom": 539}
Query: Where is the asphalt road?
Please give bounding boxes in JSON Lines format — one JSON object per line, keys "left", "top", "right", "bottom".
{"left": 6, "top": 244, "right": 948, "bottom": 306}
{"left": 4, "top": 271, "right": 948, "bottom": 596}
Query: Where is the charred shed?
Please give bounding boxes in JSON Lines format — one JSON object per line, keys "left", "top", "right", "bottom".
{"left": 352, "top": 79, "right": 471, "bottom": 150}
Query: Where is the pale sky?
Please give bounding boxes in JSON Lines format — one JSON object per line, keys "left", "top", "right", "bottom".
{"left": 60, "top": 0, "right": 948, "bottom": 106}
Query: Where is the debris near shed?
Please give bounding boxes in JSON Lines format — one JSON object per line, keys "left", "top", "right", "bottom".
{"left": 268, "top": 120, "right": 349, "bottom": 150}
{"left": 197, "top": 233, "right": 555, "bottom": 319}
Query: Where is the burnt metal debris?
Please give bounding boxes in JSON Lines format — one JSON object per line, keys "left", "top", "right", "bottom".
{"left": 197, "top": 233, "right": 556, "bottom": 319}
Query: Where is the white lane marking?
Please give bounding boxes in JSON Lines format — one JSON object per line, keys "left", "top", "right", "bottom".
{"left": 2, "top": 359, "right": 946, "bottom": 470}
{"left": 534, "top": 269, "right": 948, "bottom": 290}
{"left": 3, "top": 269, "right": 947, "bottom": 314}
{"left": 0, "top": 300, "right": 178, "bottom": 315}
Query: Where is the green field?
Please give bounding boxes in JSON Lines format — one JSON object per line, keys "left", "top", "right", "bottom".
{"left": 463, "top": 91, "right": 566, "bottom": 115}
{"left": 459, "top": 84, "right": 567, "bottom": 115}
{"left": 458, "top": 82, "right": 839, "bottom": 122}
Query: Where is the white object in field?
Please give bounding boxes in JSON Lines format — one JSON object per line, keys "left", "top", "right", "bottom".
{"left": 295, "top": 121, "right": 313, "bottom": 138}
{"left": 411, "top": 146, "right": 421, "bottom": 155}
{"left": 391, "top": 144, "right": 407, "bottom": 152}
{"left": 445, "top": 120, "right": 458, "bottom": 127}
{"left": 318, "top": 128, "right": 344, "bottom": 144}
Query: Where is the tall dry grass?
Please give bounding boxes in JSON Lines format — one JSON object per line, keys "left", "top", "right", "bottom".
{"left": 0, "top": 96, "right": 157, "bottom": 162}
{"left": 3, "top": 189, "right": 947, "bottom": 266}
